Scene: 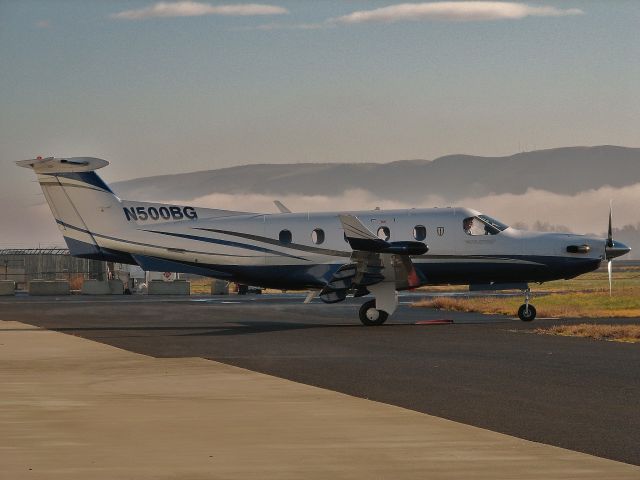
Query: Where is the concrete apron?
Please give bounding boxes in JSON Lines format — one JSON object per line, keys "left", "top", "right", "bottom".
{"left": 1, "top": 320, "right": 638, "bottom": 480}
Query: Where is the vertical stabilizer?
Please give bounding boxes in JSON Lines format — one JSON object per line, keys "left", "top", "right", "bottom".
{"left": 17, "top": 157, "right": 132, "bottom": 261}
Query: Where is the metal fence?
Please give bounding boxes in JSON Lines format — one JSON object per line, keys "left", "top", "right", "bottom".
{"left": 0, "top": 249, "right": 107, "bottom": 290}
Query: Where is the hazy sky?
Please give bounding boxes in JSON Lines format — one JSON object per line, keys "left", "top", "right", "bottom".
{"left": 1, "top": 1, "right": 639, "bottom": 245}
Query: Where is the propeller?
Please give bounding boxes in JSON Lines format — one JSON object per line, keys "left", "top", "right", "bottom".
{"left": 607, "top": 256, "right": 613, "bottom": 296}
{"left": 607, "top": 201, "right": 613, "bottom": 248}
{"left": 607, "top": 202, "right": 613, "bottom": 296}
{"left": 604, "top": 201, "right": 631, "bottom": 295}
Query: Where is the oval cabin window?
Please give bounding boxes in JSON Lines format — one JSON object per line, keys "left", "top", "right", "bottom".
{"left": 311, "top": 228, "right": 325, "bottom": 245}
{"left": 377, "top": 226, "right": 391, "bottom": 241}
{"left": 279, "top": 229, "right": 292, "bottom": 244}
{"left": 413, "top": 225, "right": 426, "bottom": 241}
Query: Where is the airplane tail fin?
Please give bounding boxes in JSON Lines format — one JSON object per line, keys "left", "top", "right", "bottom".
{"left": 16, "top": 157, "right": 133, "bottom": 261}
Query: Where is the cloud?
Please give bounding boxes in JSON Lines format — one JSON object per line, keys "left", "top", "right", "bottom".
{"left": 111, "top": 1, "right": 288, "bottom": 20}
{"left": 241, "top": 2, "right": 583, "bottom": 32}
{"left": 333, "top": 2, "right": 583, "bottom": 24}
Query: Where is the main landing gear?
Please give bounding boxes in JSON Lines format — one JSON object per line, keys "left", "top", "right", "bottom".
{"left": 518, "top": 288, "right": 537, "bottom": 322}
{"left": 358, "top": 283, "right": 398, "bottom": 326}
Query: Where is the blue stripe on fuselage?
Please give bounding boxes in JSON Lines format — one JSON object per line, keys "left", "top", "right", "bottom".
{"left": 55, "top": 220, "right": 260, "bottom": 259}
{"left": 142, "top": 229, "right": 310, "bottom": 261}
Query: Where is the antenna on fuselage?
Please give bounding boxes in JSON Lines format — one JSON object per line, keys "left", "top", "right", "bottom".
{"left": 273, "top": 200, "right": 292, "bottom": 214}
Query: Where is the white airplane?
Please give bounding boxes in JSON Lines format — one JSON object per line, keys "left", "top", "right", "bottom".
{"left": 18, "top": 156, "right": 630, "bottom": 325}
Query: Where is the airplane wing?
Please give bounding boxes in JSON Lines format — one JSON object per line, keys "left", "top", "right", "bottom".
{"left": 320, "top": 215, "right": 426, "bottom": 303}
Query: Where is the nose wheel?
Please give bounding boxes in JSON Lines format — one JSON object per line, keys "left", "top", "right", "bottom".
{"left": 359, "top": 299, "right": 389, "bottom": 326}
{"left": 518, "top": 288, "right": 537, "bottom": 321}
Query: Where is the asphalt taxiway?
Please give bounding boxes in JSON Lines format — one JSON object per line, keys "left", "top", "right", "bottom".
{"left": 2, "top": 293, "right": 639, "bottom": 472}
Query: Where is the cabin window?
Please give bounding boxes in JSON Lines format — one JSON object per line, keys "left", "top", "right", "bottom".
{"left": 377, "top": 226, "right": 391, "bottom": 241}
{"left": 279, "top": 229, "right": 292, "bottom": 244}
{"left": 311, "top": 228, "right": 325, "bottom": 245}
{"left": 413, "top": 225, "right": 426, "bottom": 241}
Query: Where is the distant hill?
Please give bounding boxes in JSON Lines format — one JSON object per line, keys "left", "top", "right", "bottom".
{"left": 112, "top": 146, "right": 640, "bottom": 203}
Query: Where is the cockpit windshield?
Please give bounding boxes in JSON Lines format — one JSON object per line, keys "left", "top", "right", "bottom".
{"left": 463, "top": 214, "right": 509, "bottom": 236}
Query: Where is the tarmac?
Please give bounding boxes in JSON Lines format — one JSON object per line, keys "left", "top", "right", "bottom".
{"left": 2, "top": 295, "right": 640, "bottom": 478}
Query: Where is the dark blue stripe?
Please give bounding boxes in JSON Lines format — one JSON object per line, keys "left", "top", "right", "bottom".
{"left": 55, "top": 220, "right": 261, "bottom": 259}
{"left": 195, "top": 227, "right": 351, "bottom": 257}
{"left": 143, "top": 229, "right": 309, "bottom": 261}
{"left": 131, "top": 254, "right": 233, "bottom": 278}
{"left": 51, "top": 172, "right": 114, "bottom": 194}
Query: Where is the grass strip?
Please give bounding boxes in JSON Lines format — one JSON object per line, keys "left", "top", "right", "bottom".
{"left": 534, "top": 324, "right": 640, "bottom": 343}
{"left": 412, "top": 289, "right": 640, "bottom": 318}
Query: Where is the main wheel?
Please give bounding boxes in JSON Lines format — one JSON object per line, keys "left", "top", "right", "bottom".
{"left": 518, "top": 304, "right": 537, "bottom": 322}
{"left": 359, "top": 299, "right": 389, "bottom": 326}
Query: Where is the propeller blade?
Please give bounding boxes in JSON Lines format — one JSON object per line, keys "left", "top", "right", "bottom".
{"left": 608, "top": 259, "right": 613, "bottom": 296}
{"left": 607, "top": 201, "right": 613, "bottom": 247}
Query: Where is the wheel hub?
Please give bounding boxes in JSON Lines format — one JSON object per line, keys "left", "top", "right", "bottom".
{"left": 366, "top": 308, "right": 380, "bottom": 321}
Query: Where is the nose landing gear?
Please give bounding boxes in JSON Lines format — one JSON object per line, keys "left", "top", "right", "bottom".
{"left": 518, "top": 288, "right": 536, "bottom": 321}
{"left": 359, "top": 299, "right": 389, "bottom": 326}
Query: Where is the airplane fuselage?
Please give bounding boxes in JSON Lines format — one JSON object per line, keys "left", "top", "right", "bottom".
{"left": 98, "top": 204, "right": 605, "bottom": 290}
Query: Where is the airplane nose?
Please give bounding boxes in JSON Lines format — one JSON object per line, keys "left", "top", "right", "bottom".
{"left": 605, "top": 240, "right": 631, "bottom": 260}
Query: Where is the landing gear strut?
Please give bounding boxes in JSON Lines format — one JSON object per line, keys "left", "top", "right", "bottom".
{"left": 518, "top": 288, "right": 536, "bottom": 322}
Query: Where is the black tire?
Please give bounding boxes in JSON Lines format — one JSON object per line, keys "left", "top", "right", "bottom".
{"left": 518, "top": 304, "right": 537, "bottom": 322}
{"left": 359, "top": 299, "right": 389, "bottom": 326}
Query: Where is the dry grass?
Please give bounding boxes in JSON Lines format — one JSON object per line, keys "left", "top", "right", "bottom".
{"left": 413, "top": 265, "right": 640, "bottom": 318}
{"left": 535, "top": 324, "right": 640, "bottom": 343}
{"left": 412, "top": 288, "right": 640, "bottom": 318}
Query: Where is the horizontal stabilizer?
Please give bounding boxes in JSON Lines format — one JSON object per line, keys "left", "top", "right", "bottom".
{"left": 16, "top": 157, "right": 109, "bottom": 173}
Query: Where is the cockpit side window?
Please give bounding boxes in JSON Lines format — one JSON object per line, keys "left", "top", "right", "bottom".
{"left": 463, "top": 215, "right": 508, "bottom": 236}
{"left": 478, "top": 214, "right": 508, "bottom": 232}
